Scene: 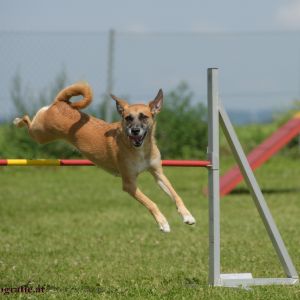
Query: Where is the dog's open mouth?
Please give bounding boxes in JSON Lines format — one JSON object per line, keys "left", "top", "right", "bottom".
{"left": 128, "top": 131, "right": 147, "bottom": 147}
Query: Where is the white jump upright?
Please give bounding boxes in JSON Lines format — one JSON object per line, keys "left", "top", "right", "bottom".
{"left": 207, "top": 68, "right": 299, "bottom": 288}
{"left": 207, "top": 68, "right": 221, "bottom": 286}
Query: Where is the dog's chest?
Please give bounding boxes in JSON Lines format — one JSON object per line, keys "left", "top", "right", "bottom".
{"left": 132, "top": 151, "right": 151, "bottom": 174}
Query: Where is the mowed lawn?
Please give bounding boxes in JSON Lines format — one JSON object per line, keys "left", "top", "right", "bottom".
{"left": 0, "top": 156, "right": 300, "bottom": 299}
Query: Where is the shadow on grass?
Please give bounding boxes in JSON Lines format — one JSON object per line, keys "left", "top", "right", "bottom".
{"left": 42, "top": 277, "right": 207, "bottom": 296}
{"left": 44, "top": 284, "right": 112, "bottom": 295}
{"left": 228, "top": 187, "right": 300, "bottom": 195}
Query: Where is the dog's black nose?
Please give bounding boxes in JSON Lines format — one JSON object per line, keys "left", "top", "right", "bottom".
{"left": 132, "top": 128, "right": 140, "bottom": 136}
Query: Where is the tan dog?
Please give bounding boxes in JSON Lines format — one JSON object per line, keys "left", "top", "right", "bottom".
{"left": 14, "top": 83, "right": 195, "bottom": 232}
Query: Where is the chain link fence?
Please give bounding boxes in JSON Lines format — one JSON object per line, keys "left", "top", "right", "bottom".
{"left": 1, "top": 30, "right": 300, "bottom": 123}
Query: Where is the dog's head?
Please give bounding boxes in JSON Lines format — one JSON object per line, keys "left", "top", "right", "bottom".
{"left": 111, "top": 90, "right": 163, "bottom": 148}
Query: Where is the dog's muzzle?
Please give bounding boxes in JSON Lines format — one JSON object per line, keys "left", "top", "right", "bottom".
{"left": 127, "top": 127, "right": 147, "bottom": 147}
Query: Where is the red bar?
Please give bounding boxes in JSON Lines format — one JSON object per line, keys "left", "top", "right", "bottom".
{"left": 60, "top": 159, "right": 94, "bottom": 166}
{"left": 162, "top": 160, "right": 211, "bottom": 167}
{"left": 0, "top": 159, "right": 8, "bottom": 166}
{"left": 60, "top": 159, "right": 211, "bottom": 167}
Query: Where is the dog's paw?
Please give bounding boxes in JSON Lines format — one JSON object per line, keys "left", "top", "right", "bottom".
{"left": 13, "top": 117, "right": 27, "bottom": 128}
{"left": 183, "top": 215, "right": 196, "bottom": 225}
{"left": 160, "top": 222, "right": 171, "bottom": 233}
{"left": 13, "top": 118, "right": 22, "bottom": 127}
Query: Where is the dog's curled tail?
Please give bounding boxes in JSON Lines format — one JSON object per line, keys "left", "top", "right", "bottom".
{"left": 54, "top": 82, "right": 93, "bottom": 110}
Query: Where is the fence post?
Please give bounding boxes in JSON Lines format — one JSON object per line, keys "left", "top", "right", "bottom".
{"left": 104, "top": 29, "right": 115, "bottom": 123}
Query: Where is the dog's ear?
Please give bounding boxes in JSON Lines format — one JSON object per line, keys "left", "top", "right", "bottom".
{"left": 149, "top": 89, "right": 163, "bottom": 115}
{"left": 110, "top": 94, "right": 129, "bottom": 115}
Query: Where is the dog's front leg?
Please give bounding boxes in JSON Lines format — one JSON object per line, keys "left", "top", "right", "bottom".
{"left": 149, "top": 167, "right": 196, "bottom": 225}
{"left": 122, "top": 177, "right": 170, "bottom": 233}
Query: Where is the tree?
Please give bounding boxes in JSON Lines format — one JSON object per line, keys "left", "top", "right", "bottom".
{"left": 156, "top": 82, "right": 207, "bottom": 159}
{"left": 10, "top": 68, "right": 68, "bottom": 115}
{"left": 2, "top": 69, "right": 76, "bottom": 158}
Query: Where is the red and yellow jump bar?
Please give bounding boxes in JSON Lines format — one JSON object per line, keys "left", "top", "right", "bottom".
{"left": 0, "top": 159, "right": 211, "bottom": 168}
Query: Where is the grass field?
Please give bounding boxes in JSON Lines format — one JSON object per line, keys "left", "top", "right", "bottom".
{"left": 1, "top": 156, "right": 300, "bottom": 299}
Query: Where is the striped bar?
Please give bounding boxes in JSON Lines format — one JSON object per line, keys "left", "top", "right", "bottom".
{"left": 0, "top": 159, "right": 211, "bottom": 168}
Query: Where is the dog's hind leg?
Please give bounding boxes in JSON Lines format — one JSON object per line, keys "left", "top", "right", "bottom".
{"left": 122, "top": 177, "right": 170, "bottom": 233}
{"left": 149, "top": 167, "right": 196, "bottom": 225}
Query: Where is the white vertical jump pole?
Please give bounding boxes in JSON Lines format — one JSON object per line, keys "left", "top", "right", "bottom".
{"left": 207, "top": 67, "right": 299, "bottom": 288}
{"left": 207, "top": 68, "right": 221, "bottom": 286}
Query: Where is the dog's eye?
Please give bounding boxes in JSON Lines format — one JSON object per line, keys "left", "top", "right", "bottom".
{"left": 139, "top": 113, "right": 149, "bottom": 120}
{"left": 125, "top": 115, "right": 134, "bottom": 122}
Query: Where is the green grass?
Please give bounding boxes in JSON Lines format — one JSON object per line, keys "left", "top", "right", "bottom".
{"left": 0, "top": 156, "right": 300, "bottom": 299}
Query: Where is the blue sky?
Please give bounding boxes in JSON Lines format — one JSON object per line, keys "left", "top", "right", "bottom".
{"left": 2, "top": 0, "right": 300, "bottom": 120}
{"left": 2, "top": 0, "right": 300, "bottom": 32}
{"left": 0, "top": 0, "right": 300, "bottom": 32}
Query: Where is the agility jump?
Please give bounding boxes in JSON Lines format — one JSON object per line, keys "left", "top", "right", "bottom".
{"left": 1, "top": 68, "right": 298, "bottom": 288}
{"left": 0, "top": 159, "right": 211, "bottom": 167}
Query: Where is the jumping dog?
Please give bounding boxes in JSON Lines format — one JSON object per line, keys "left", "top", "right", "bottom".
{"left": 14, "top": 83, "right": 196, "bottom": 232}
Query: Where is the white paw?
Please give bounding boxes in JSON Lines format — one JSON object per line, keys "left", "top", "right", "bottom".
{"left": 183, "top": 215, "right": 196, "bottom": 225}
{"left": 13, "top": 118, "right": 21, "bottom": 126}
{"left": 160, "top": 222, "right": 171, "bottom": 233}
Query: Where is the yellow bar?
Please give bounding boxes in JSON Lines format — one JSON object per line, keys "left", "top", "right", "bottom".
{"left": 7, "top": 159, "right": 60, "bottom": 166}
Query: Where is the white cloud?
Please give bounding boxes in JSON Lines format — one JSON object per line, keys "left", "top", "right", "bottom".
{"left": 277, "top": 0, "right": 300, "bottom": 28}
